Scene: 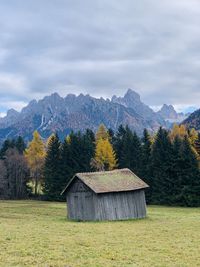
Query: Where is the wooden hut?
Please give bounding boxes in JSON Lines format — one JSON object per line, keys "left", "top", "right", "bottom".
{"left": 61, "top": 168, "right": 149, "bottom": 221}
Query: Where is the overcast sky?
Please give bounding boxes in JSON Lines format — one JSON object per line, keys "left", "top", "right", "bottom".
{"left": 0, "top": 0, "right": 200, "bottom": 116}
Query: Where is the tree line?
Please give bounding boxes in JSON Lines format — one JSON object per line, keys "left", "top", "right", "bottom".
{"left": 0, "top": 124, "right": 200, "bottom": 206}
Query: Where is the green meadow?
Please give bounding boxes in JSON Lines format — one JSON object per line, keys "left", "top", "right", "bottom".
{"left": 0, "top": 201, "right": 200, "bottom": 267}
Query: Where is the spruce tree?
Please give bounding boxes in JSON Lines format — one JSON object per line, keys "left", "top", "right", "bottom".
{"left": 117, "top": 126, "right": 133, "bottom": 169}
{"left": 118, "top": 126, "right": 142, "bottom": 176}
{"left": 15, "top": 136, "right": 26, "bottom": 154}
{"left": 114, "top": 125, "right": 126, "bottom": 165}
{"left": 151, "top": 127, "right": 174, "bottom": 204}
{"left": 60, "top": 137, "right": 73, "bottom": 194}
{"left": 81, "top": 129, "right": 95, "bottom": 170}
{"left": 170, "top": 136, "right": 183, "bottom": 205}
{"left": 0, "top": 139, "right": 15, "bottom": 159}
{"left": 43, "top": 133, "right": 62, "bottom": 200}
{"left": 141, "top": 129, "right": 152, "bottom": 202}
{"left": 178, "top": 136, "right": 200, "bottom": 206}
{"left": 59, "top": 129, "right": 95, "bottom": 192}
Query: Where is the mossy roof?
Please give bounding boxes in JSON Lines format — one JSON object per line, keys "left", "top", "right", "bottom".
{"left": 61, "top": 168, "right": 149, "bottom": 194}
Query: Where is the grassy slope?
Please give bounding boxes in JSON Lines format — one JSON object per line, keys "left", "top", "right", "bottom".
{"left": 0, "top": 201, "right": 200, "bottom": 267}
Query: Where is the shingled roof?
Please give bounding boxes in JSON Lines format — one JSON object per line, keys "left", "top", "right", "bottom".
{"left": 61, "top": 168, "right": 149, "bottom": 194}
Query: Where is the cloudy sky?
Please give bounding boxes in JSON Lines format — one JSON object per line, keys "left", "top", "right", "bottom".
{"left": 0, "top": 0, "right": 200, "bottom": 116}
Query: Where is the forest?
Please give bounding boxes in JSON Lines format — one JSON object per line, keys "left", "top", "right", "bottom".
{"left": 0, "top": 124, "right": 200, "bottom": 207}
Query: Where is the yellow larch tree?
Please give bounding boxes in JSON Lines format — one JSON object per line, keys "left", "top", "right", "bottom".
{"left": 169, "top": 124, "right": 188, "bottom": 141}
{"left": 91, "top": 124, "right": 117, "bottom": 171}
{"left": 188, "top": 128, "right": 198, "bottom": 147}
{"left": 95, "top": 123, "right": 109, "bottom": 141}
{"left": 24, "top": 131, "right": 46, "bottom": 195}
{"left": 169, "top": 124, "right": 199, "bottom": 158}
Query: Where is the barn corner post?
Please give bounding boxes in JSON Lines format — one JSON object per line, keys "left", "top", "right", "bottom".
{"left": 61, "top": 169, "right": 149, "bottom": 221}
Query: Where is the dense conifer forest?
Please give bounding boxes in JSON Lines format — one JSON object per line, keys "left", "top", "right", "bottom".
{"left": 0, "top": 124, "right": 200, "bottom": 206}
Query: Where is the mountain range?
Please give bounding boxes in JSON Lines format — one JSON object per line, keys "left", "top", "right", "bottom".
{"left": 0, "top": 89, "right": 193, "bottom": 144}
{"left": 157, "top": 104, "right": 188, "bottom": 123}
{"left": 182, "top": 109, "right": 200, "bottom": 130}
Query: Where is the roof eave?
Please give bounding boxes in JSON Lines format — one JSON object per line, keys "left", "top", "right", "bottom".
{"left": 60, "top": 175, "right": 77, "bottom": 195}
{"left": 94, "top": 185, "right": 149, "bottom": 194}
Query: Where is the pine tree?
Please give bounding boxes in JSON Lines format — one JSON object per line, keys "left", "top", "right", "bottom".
{"left": 43, "top": 133, "right": 62, "bottom": 200}
{"left": 60, "top": 137, "right": 73, "bottom": 189}
{"left": 170, "top": 136, "right": 183, "bottom": 205}
{"left": 0, "top": 137, "right": 26, "bottom": 159}
{"left": 151, "top": 127, "right": 174, "bottom": 204}
{"left": 108, "top": 128, "right": 115, "bottom": 145}
{"left": 15, "top": 136, "right": 26, "bottom": 154}
{"left": 131, "top": 132, "right": 143, "bottom": 174}
{"left": 178, "top": 136, "right": 200, "bottom": 206}
{"left": 117, "top": 126, "right": 133, "bottom": 169}
{"left": 81, "top": 129, "right": 95, "bottom": 170}
{"left": 58, "top": 129, "right": 95, "bottom": 196}
{"left": 141, "top": 129, "right": 152, "bottom": 202}
{"left": 117, "top": 126, "right": 142, "bottom": 176}
{"left": 113, "top": 125, "right": 126, "bottom": 165}
{"left": 0, "top": 139, "right": 15, "bottom": 159}
{"left": 25, "top": 131, "right": 46, "bottom": 195}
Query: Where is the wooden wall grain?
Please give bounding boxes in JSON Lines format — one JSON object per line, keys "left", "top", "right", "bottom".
{"left": 93, "top": 190, "right": 146, "bottom": 221}
{"left": 66, "top": 178, "right": 147, "bottom": 221}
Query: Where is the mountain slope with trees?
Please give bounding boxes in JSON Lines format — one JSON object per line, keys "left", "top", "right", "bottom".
{"left": 183, "top": 108, "right": 200, "bottom": 130}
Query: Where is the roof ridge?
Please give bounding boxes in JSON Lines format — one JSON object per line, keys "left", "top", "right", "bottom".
{"left": 76, "top": 168, "right": 130, "bottom": 176}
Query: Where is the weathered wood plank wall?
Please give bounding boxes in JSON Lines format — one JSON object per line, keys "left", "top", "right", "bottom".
{"left": 93, "top": 190, "right": 146, "bottom": 220}
{"left": 66, "top": 178, "right": 147, "bottom": 221}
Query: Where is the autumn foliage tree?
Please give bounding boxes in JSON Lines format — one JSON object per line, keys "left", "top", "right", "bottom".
{"left": 169, "top": 124, "right": 188, "bottom": 141}
{"left": 25, "top": 131, "right": 46, "bottom": 195}
{"left": 92, "top": 124, "right": 117, "bottom": 171}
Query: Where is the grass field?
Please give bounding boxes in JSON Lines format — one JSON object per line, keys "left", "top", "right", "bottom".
{"left": 0, "top": 201, "right": 200, "bottom": 267}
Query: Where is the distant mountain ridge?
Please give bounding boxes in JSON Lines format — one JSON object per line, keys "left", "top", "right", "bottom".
{"left": 0, "top": 89, "right": 191, "bottom": 144}
{"left": 182, "top": 109, "right": 200, "bottom": 130}
{"left": 157, "top": 104, "right": 188, "bottom": 123}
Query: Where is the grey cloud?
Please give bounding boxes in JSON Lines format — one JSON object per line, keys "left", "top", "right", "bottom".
{"left": 0, "top": 0, "right": 200, "bottom": 114}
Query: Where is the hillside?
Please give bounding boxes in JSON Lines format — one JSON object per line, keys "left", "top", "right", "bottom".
{"left": 182, "top": 109, "right": 200, "bottom": 130}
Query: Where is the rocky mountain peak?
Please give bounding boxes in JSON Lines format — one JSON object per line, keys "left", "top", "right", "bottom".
{"left": 112, "top": 89, "right": 141, "bottom": 107}
{"left": 157, "top": 104, "right": 189, "bottom": 123}
{"left": 0, "top": 108, "right": 20, "bottom": 128}
{"left": 124, "top": 88, "right": 141, "bottom": 102}
{"left": 158, "top": 104, "right": 178, "bottom": 120}
{"left": 111, "top": 89, "right": 163, "bottom": 123}
{"left": 7, "top": 108, "right": 19, "bottom": 117}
